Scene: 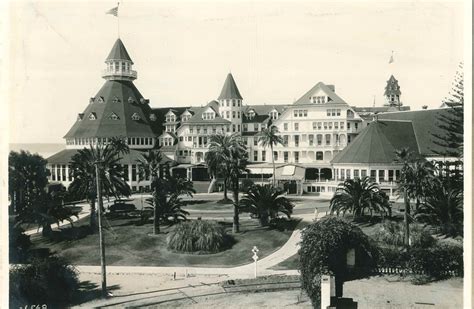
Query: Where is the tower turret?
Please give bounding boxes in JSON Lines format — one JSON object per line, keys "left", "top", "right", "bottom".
{"left": 102, "top": 38, "right": 137, "bottom": 81}
{"left": 384, "top": 75, "right": 402, "bottom": 107}
{"left": 217, "top": 73, "right": 243, "bottom": 133}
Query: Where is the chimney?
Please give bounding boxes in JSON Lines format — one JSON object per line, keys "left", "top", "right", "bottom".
{"left": 327, "top": 85, "right": 335, "bottom": 92}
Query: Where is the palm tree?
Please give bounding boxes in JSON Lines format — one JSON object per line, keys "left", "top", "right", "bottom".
{"left": 394, "top": 147, "right": 415, "bottom": 246}
{"left": 206, "top": 133, "right": 236, "bottom": 202}
{"left": 258, "top": 125, "right": 283, "bottom": 187}
{"left": 408, "top": 160, "right": 435, "bottom": 211}
{"left": 137, "top": 149, "right": 163, "bottom": 183}
{"left": 330, "top": 176, "right": 391, "bottom": 219}
{"left": 109, "top": 136, "right": 130, "bottom": 156}
{"left": 69, "top": 143, "right": 131, "bottom": 229}
{"left": 145, "top": 175, "right": 195, "bottom": 233}
{"left": 415, "top": 178, "right": 463, "bottom": 237}
{"left": 240, "top": 184, "right": 294, "bottom": 226}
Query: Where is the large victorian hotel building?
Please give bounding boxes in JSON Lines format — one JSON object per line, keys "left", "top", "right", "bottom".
{"left": 47, "top": 38, "right": 454, "bottom": 197}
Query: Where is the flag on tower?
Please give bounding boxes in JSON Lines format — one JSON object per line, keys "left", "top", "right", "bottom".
{"left": 106, "top": 6, "right": 119, "bottom": 17}
{"left": 389, "top": 51, "right": 394, "bottom": 64}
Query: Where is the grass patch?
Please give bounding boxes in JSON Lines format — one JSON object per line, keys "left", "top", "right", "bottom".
{"left": 30, "top": 216, "right": 300, "bottom": 267}
{"left": 270, "top": 253, "right": 300, "bottom": 270}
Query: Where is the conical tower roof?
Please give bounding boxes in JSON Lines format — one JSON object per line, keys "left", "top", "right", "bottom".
{"left": 331, "top": 120, "right": 419, "bottom": 164}
{"left": 64, "top": 80, "right": 156, "bottom": 138}
{"left": 384, "top": 75, "right": 401, "bottom": 96}
{"left": 218, "top": 73, "right": 243, "bottom": 100}
{"left": 106, "top": 38, "right": 133, "bottom": 63}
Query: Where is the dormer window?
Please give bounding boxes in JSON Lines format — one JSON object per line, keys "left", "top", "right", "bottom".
{"left": 88, "top": 112, "right": 97, "bottom": 120}
{"left": 128, "top": 96, "right": 134, "bottom": 104}
{"left": 311, "top": 96, "right": 327, "bottom": 104}
{"left": 97, "top": 96, "right": 104, "bottom": 103}
{"left": 269, "top": 111, "right": 278, "bottom": 120}
{"left": 89, "top": 97, "right": 95, "bottom": 104}
{"left": 165, "top": 114, "right": 176, "bottom": 122}
{"left": 77, "top": 113, "right": 84, "bottom": 121}
{"left": 149, "top": 114, "right": 157, "bottom": 121}
{"left": 248, "top": 110, "right": 255, "bottom": 120}
{"left": 109, "top": 112, "right": 120, "bottom": 120}
{"left": 140, "top": 98, "right": 145, "bottom": 104}
{"left": 202, "top": 112, "right": 214, "bottom": 120}
{"left": 112, "top": 96, "right": 120, "bottom": 103}
{"left": 131, "top": 113, "right": 141, "bottom": 121}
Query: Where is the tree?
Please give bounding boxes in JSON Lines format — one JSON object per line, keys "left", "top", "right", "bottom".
{"left": 206, "top": 133, "right": 237, "bottom": 202}
{"left": 257, "top": 125, "right": 284, "bottom": 187}
{"left": 109, "top": 136, "right": 130, "bottom": 156}
{"left": 8, "top": 151, "right": 49, "bottom": 215}
{"left": 406, "top": 160, "right": 435, "bottom": 211}
{"left": 330, "top": 176, "right": 391, "bottom": 219}
{"left": 415, "top": 177, "right": 463, "bottom": 237}
{"left": 394, "top": 147, "right": 415, "bottom": 246}
{"left": 145, "top": 175, "right": 194, "bottom": 233}
{"left": 68, "top": 143, "right": 131, "bottom": 229}
{"left": 240, "top": 184, "right": 293, "bottom": 226}
{"left": 432, "top": 63, "right": 464, "bottom": 158}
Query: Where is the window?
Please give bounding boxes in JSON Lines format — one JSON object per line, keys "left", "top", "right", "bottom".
{"left": 395, "top": 170, "right": 400, "bottom": 180}
{"left": 294, "top": 110, "right": 298, "bottom": 117}
{"left": 325, "top": 134, "right": 331, "bottom": 145}
{"left": 294, "top": 123, "right": 299, "bottom": 130}
{"left": 317, "top": 134, "right": 322, "bottom": 146}
{"left": 346, "top": 169, "right": 351, "bottom": 179}
{"left": 131, "top": 113, "right": 141, "bottom": 121}
{"left": 226, "top": 111, "right": 230, "bottom": 119}
{"left": 316, "top": 151, "right": 323, "bottom": 160}
{"left": 340, "top": 122, "right": 344, "bottom": 129}
{"left": 354, "top": 169, "right": 360, "bottom": 179}
{"left": 355, "top": 123, "right": 359, "bottom": 130}
{"left": 361, "top": 170, "right": 367, "bottom": 178}
{"left": 347, "top": 122, "right": 351, "bottom": 129}
{"left": 336, "top": 109, "right": 341, "bottom": 116}
{"left": 283, "top": 151, "right": 289, "bottom": 163}
{"left": 233, "top": 124, "right": 236, "bottom": 132}
{"left": 334, "top": 122, "right": 339, "bottom": 129}
{"left": 284, "top": 123, "right": 288, "bottom": 131}
{"left": 232, "top": 100, "right": 236, "bottom": 107}
{"left": 312, "top": 122, "right": 317, "bottom": 130}
{"left": 370, "top": 170, "right": 376, "bottom": 180}
{"left": 323, "top": 122, "right": 328, "bottom": 130}
{"left": 274, "top": 151, "right": 278, "bottom": 161}
{"left": 132, "top": 164, "right": 137, "bottom": 181}
{"left": 294, "top": 152, "right": 299, "bottom": 163}
{"left": 328, "top": 122, "right": 333, "bottom": 130}
{"left": 283, "top": 135, "right": 289, "bottom": 147}
{"left": 108, "top": 112, "right": 119, "bottom": 120}
{"left": 243, "top": 124, "right": 248, "bottom": 132}
{"left": 262, "top": 151, "right": 266, "bottom": 161}
{"left": 309, "top": 135, "right": 314, "bottom": 146}
{"left": 226, "top": 100, "right": 229, "bottom": 107}
{"left": 317, "top": 122, "right": 322, "bottom": 130}
{"left": 379, "top": 170, "right": 385, "bottom": 183}
{"left": 388, "top": 170, "right": 394, "bottom": 182}
{"left": 254, "top": 139, "right": 258, "bottom": 146}
{"left": 254, "top": 151, "right": 258, "bottom": 161}
{"left": 327, "top": 110, "right": 331, "bottom": 116}
{"left": 77, "top": 113, "right": 84, "bottom": 121}
{"left": 294, "top": 135, "right": 300, "bottom": 147}
{"left": 150, "top": 114, "right": 157, "bottom": 121}
{"left": 88, "top": 112, "right": 97, "bottom": 120}
{"left": 232, "top": 111, "right": 236, "bottom": 118}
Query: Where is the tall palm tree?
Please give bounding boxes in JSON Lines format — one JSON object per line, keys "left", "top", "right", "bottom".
{"left": 69, "top": 143, "right": 131, "bottom": 229}
{"left": 109, "top": 136, "right": 130, "bottom": 156}
{"left": 394, "top": 147, "right": 415, "bottom": 246}
{"left": 240, "top": 184, "right": 294, "bottom": 226}
{"left": 408, "top": 160, "right": 435, "bottom": 211}
{"left": 207, "top": 133, "right": 240, "bottom": 202}
{"left": 330, "top": 176, "right": 391, "bottom": 219}
{"left": 258, "top": 125, "right": 283, "bottom": 187}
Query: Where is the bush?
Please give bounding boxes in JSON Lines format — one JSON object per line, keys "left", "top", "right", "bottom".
{"left": 9, "top": 221, "right": 32, "bottom": 263}
{"left": 240, "top": 179, "right": 255, "bottom": 192}
{"left": 167, "top": 220, "right": 234, "bottom": 253}
{"left": 373, "top": 221, "right": 436, "bottom": 248}
{"left": 408, "top": 243, "right": 463, "bottom": 279}
{"left": 299, "top": 217, "right": 380, "bottom": 307}
{"left": 9, "top": 256, "right": 79, "bottom": 307}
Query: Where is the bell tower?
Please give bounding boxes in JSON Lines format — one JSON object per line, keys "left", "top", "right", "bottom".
{"left": 217, "top": 73, "right": 243, "bottom": 133}
{"left": 384, "top": 75, "right": 402, "bottom": 108}
{"left": 102, "top": 38, "right": 137, "bottom": 81}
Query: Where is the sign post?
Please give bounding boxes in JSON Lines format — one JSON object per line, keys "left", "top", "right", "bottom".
{"left": 252, "top": 246, "right": 259, "bottom": 278}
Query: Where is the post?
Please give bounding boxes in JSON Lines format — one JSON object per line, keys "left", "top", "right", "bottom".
{"left": 95, "top": 161, "right": 107, "bottom": 298}
{"left": 252, "top": 246, "right": 259, "bottom": 278}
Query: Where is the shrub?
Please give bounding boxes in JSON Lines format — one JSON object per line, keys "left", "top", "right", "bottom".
{"left": 9, "top": 256, "right": 79, "bottom": 307}
{"left": 167, "top": 220, "right": 234, "bottom": 253}
{"left": 408, "top": 243, "right": 463, "bottom": 279}
{"left": 299, "top": 217, "right": 380, "bottom": 307}
{"left": 240, "top": 179, "right": 255, "bottom": 192}
{"left": 9, "top": 221, "right": 32, "bottom": 263}
{"left": 373, "top": 221, "right": 436, "bottom": 248}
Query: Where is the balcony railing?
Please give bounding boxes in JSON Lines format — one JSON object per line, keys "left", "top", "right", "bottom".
{"left": 102, "top": 69, "right": 137, "bottom": 80}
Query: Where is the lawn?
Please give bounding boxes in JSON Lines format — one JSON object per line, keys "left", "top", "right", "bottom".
{"left": 270, "top": 253, "right": 300, "bottom": 270}
{"left": 30, "top": 215, "right": 300, "bottom": 267}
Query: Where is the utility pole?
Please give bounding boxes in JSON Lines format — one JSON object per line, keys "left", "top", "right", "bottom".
{"left": 95, "top": 160, "right": 107, "bottom": 298}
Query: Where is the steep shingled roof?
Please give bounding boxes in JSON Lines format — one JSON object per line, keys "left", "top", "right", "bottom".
{"left": 218, "top": 73, "right": 243, "bottom": 100}
{"left": 64, "top": 80, "right": 156, "bottom": 138}
{"left": 294, "top": 82, "right": 347, "bottom": 105}
{"left": 377, "top": 108, "right": 458, "bottom": 156}
{"left": 331, "top": 120, "right": 420, "bottom": 164}
{"left": 106, "top": 38, "right": 133, "bottom": 63}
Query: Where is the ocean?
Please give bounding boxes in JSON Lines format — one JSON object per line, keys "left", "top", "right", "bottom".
{"left": 9, "top": 143, "right": 65, "bottom": 159}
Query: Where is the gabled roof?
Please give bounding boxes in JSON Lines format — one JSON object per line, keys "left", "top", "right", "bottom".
{"left": 64, "top": 80, "right": 156, "bottom": 138}
{"left": 294, "top": 82, "right": 347, "bottom": 105}
{"left": 106, "top": 38, "right": 133, "bottom": 63}
{"left": 184, "top": 106, "right": 231, "bottom": 124}
{"left": 331, "top": 120, "right": 420, "bottom": 164}
{"left": 218, "top": 73, "right": 243, "bottom": 100}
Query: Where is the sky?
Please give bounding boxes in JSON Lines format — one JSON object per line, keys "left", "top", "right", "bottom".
{"left": 6, "top": 0, "right": 465, "bottom": 143}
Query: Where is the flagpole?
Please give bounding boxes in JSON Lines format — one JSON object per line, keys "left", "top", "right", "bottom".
{"left": 117, "top": 2, "right": 120, "bottom": 38}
